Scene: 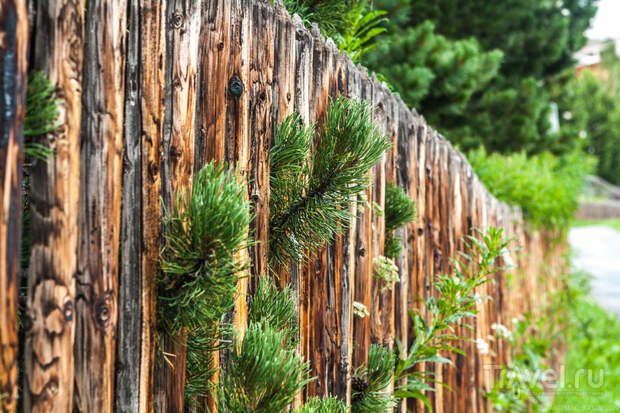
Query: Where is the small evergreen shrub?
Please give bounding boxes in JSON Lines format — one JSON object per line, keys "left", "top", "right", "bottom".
{"left": 269, "top": 97, "right": 390, "bottom": 268}
{"left": 384, "top": 182, "right": 416, "bottom": 259}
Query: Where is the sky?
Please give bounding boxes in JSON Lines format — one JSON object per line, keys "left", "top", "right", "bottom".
{"left": 586, "top": 0, "right": 620, "bottom": 40}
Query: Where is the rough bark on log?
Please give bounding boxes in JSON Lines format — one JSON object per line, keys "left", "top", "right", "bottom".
{"left": 74, "top": 1, "right": 126, "bottom": 411}
{"left": 152, "top": 0, "right": 200, "bottom": 410}
{"left": 138, "top": 1, "right": 167, "bottom": 411}
{"left": 0, "top": 0, "right": 27, "bottom": 410}
{"left": 24, "top": 0, "right": 84, "bottom": 411}
{"left": 114, "top": 0, "right": 142, "bottom": 410}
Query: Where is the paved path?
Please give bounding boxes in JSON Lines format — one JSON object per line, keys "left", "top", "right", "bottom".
{"left": 569, "top": 226, "right": 620, "bottom": 317}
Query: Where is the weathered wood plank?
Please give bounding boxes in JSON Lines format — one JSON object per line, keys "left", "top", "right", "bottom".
{"left": 394, "top": 99, "right": 416, "bottom": 413}
{"left": 152, "top": 0, "right": 201, "bottom": 410}
{"left": 289, "top": 13, "right": 313, "bottom": 407}
{"left": 115, "top": 0, "right": 143, "bottom": 410}
{"left": 339, "top": 53, "right": 362, "bottom": 406}
{"left": 324, "top": 40, "right": 349, "bottom": 400}
{"left": 74, "top": 0, "right": 126, "bottom": 411}
{"left": 0, "top": 1, "right": 27, "bottom": 410}
{"left": 248, "top": 0, "right": 273, "bottom": 291}
{"left": 138, "top": 0, "right": 167, "bottom": 411}
{"left": 305, "top": 26, "right": 333, "bottom": 399}
{"left": 352, "top": 66, "right": 374, "bottom": 369}
{"left": 24, "top": 0, "right": 84, "bottom": 411}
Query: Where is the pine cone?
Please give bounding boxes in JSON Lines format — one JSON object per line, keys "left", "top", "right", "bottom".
{"left": 351, "top": 376, "right": 369, "bottom": 393}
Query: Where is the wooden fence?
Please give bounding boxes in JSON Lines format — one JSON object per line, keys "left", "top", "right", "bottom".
{"left": 0, "top": 0, "right": 565, "bottom": 412}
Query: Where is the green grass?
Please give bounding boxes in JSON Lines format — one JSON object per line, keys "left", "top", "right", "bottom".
{"left": 550, "top": 298, "right": 620, "bottom": 413}
{"left": 572, "top": 218, "right": 620, "bottom": 233}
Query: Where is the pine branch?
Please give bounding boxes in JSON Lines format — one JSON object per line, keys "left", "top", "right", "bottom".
{"left": 295, "top": 396, "right": 347, "bottom": 413}
{"left": 218, "top": 322, "right": 313, "bottom": 413}
{"left": 269, "top": 97, "right": 390, "bottom": 268}
{"left": 249, "top": 275, "right": 299, "bottom": 349}
{"left": 157, "top": 162, "right": 252, "bottom": 400}
{"left": 351, "top": 344, "right": 397, "bottom": 413}
{"left": 384, "top": 182, "right": 416, "bottom": 259}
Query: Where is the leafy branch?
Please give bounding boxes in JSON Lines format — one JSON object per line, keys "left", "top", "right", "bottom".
{"left": 393, "top": 227, "right": 511, "bottom": 409}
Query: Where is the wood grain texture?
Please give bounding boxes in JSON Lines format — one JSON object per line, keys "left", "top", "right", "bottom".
{"left": 114, "top": 0, "right": 142, "bottom": 410}
{"left": 304, "top": 26, "right": 333, "bottom": 399}
{"left": 0, "top": 0, "right": 27, "bottom": 410}
{"left": 24, "top": 0, "right": 84, "bottom": 411}
{"left": 74, "top": 0, "right": 126, "bottom": 411}
{"left": 152, "top": 0, "right": 201, "bottom": 410}
{"left": 138, "top": 0, "right": 167, "bottom": 411}
{"left": 369, "top": 78, "right": 387, "bottom": 348}
{"left": 352, "top": 67, "right": 374, "bottom": 369}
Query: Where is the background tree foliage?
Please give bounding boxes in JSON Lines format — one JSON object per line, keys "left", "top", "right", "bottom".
{"left": 367, "top": 0, "right": 598, "bottom": 155}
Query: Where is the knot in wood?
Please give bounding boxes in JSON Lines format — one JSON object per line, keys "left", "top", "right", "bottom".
{"left": 96, "top": 294, "right": 114, "bottom": 329}
{"left": 417, "top": 226, "right": 424, "bottom": 236}
{"left": 338, "top": 72, "right": 345, "bottom": 94}
{"left": 357, "top": 246, "right": 366, "bottom": 257}
{"left": 426, "top": 165, "right": 432, "bottom": 179}
{"left": 63, "top": 300, "right": 74, "bottom": 322}
{"left": 228, "top": 76, "right": 243, "bottom": 97}
{"left": 172, "top": 11, "right": 184, "bottom": 29}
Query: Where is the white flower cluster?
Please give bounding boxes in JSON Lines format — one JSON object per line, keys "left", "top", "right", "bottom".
{"left": 492, "top": 322, "right": 513, "bottom": 340}
{"left": 373, "top": 255, "right": 400, "bottom": 291}
{"left": 353, "top": 301, "right": 370, "bottom": 318}
{"left": 476, "top": 338, "right": 490, "bottom": 355}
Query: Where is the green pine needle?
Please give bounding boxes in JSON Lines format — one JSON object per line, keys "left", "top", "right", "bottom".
{"left": 269, "top": 97, "right": 390, "bottom": 268}
{"left": 295, "top": 396, "right": 347, "bottom": 413}
{"left": 218, "top": 322, "right": 313, "bottom": 413}
{"left": 249, "top": 275, "right": 298, "bottom": 349}
{"left": 24, "top": 71, "right": 60, "bottom": 160}
{"left": 384, "top": 182, "right": 416, "bottom": 259}
{"left": 351, "top": 344, "right": 397, "bottom": 413}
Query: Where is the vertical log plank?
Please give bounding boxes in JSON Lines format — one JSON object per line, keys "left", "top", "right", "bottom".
{"left": 24, "top": 0, "right": 84, "bottom": 411}
{"left": 394, "top": 100, "right": 417, "bottom": 413}
{"left": 352, "top": 67, "right": 374, "bottom": 369}
{"left": 74, "top": 1, "right": 126, "bottom": 411}
{"left": 290, "top": 13, "right": 313, "bottom": 407}
{"left": 115, "top": 0, "right": 143, "bottom": 410}
{"left": 152, "top": 0, "right": 201, "bottom": 410}
{"left": 248, "top": 0, "right": 273, "bottom": 289}
{"left": 369, "top": 77, "right": 387, "bottom": 348}
{"left": 0, "top": 0, "right": 27, "bottom": 410}
{"left": 305, "top": 26, "right": 332, "bottom": 399}
{"left": 324, "top": 41, "right": 350, "bottom": 400}
{"left": 229, "top": 0, "right": 252, "bottom": 344}
{"left": 138, "top": 1, "right": 167, "bottom": 412}
{"left": 339, "top": 54, "right": 362, "bottom": 406}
